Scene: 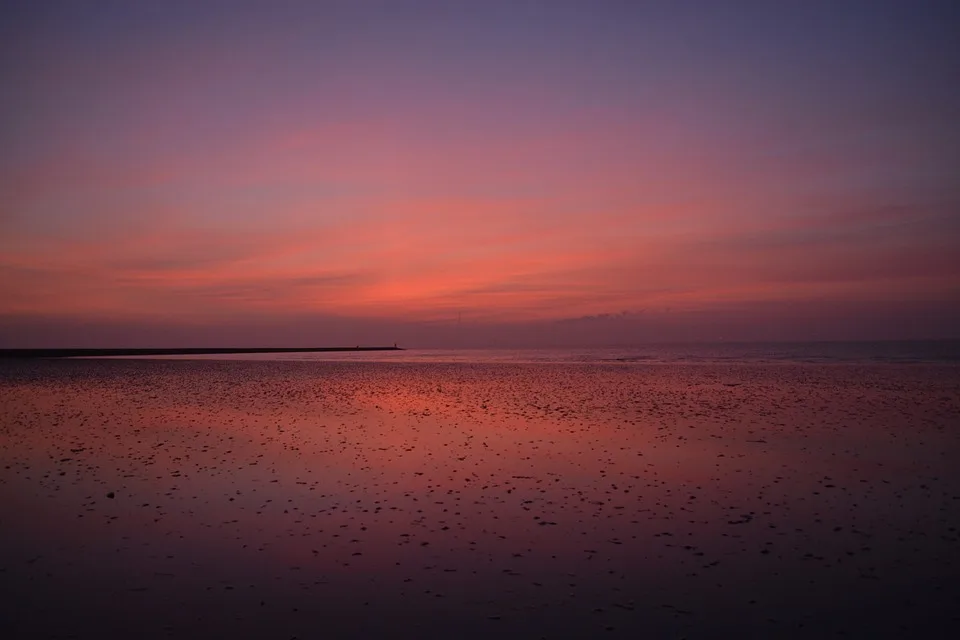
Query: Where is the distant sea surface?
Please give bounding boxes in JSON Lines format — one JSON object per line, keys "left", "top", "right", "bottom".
{"left": 130, "top": 340, "right": 960, "bottom": 365}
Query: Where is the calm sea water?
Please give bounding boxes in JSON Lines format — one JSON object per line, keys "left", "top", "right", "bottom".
{"left": 141, "top": 340, "right": 960, "bottom": 364}
{"left": 5, "top": 343, "right": 960, "bottom": 638}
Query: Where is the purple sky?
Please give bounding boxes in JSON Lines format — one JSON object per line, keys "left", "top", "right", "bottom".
{"left": 2, "top": 0, "right": 959, "bottom": 347}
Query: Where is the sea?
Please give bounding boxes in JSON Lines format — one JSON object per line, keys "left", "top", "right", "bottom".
{"left": 4, "top": 338, "right": 960, "bottom": 638}
{"left": 125, "top": 340, "right": 960, "bottom": 364}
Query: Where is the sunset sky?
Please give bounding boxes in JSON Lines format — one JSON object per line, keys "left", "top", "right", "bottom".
{"left": 2, "top": 0, "right": 958, "bottom": 347}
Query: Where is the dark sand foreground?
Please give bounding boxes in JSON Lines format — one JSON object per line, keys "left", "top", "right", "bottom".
{"left": 2, "top": 359, "right": 958, "bottom": 638}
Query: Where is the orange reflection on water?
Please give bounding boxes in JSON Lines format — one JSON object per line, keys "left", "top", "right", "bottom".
{"left": 3, "top": 359, "right": 959, "bottom": 638}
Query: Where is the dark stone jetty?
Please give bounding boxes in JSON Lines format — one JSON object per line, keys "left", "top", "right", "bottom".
{"left": 0, "top": 346, "right": 404, "bottom": 359}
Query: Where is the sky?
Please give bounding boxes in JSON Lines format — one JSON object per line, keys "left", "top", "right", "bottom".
{"left": 2, "top": 0, "right": 959, "bottom": 347}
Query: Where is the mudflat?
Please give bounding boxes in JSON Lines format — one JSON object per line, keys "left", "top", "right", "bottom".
{"left": 2, "top": 359, "right": 958, "bottom": 638}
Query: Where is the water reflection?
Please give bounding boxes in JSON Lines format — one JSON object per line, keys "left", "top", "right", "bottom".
{"left": 2, "top": 360, "right": 958, "bottom": 638}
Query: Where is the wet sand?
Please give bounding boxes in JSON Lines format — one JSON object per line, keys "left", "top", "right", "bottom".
{"left": 2, "top": 359, "right": 959, "bottom": 638}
